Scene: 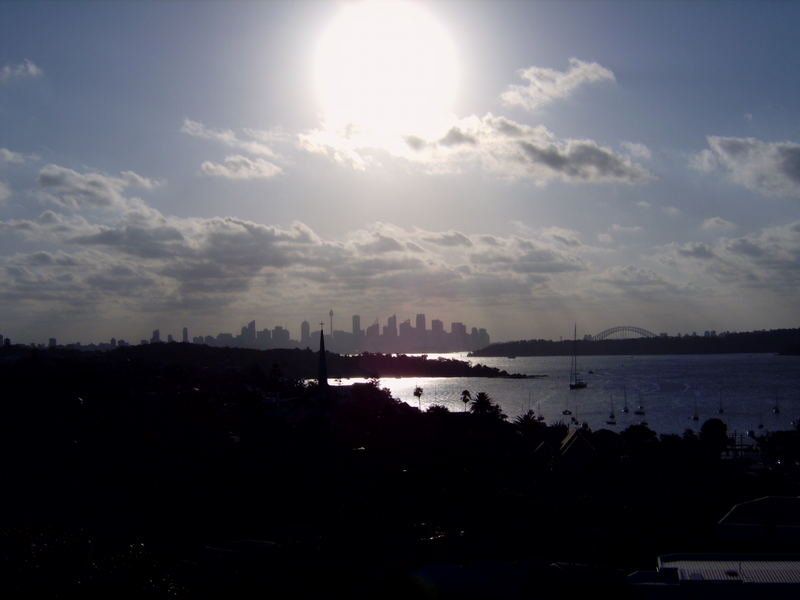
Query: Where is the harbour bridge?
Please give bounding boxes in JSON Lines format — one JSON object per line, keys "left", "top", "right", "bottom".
{"left": 591, "top": 326, "right": 657, "bottom": 341}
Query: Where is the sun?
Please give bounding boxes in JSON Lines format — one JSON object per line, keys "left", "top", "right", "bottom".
{"left": 313, "top": 0, "right": 459, "bottom": 148}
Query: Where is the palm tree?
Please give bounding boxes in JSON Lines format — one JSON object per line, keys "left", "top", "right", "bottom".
{"left": 461, "top": 389, "right": 472, "bottom": 412}
{"left": 514, "top": 409, "right": 544, "bottom": 439}
{"left": 469, "top": 392, "right": 507, "bottom": 420}
{"left": 514, "top": 409, "right": 538, "bottom": 428}
{"left": 413, "top": 386, "right": 423, "bottom": 410}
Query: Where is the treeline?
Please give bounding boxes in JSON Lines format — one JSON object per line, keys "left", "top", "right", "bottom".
{"left": 1, "top": 346, "right": 799, "bottom": 598}
{"left": 471, "top": 327, "right": 800, "bottom": 357}
{"left": 0, "top": 343, "right": 519, "bottom": 379}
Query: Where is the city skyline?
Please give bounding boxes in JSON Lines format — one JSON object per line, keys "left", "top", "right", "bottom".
{"left": 1, "top": 310, "right": 491, "bottom": 353}
{"left": 1, "top": 1, "right": 799, "bottom": 343}
{"left": 2, "top": 313, "right": 761, "bottom": 351}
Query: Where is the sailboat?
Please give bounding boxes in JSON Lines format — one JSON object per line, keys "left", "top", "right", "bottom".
{"left": 606, "top": 394, "right": 617, "bottom": 426}
{"left": 691, "top": 399, "right": 699, "bottom": 422}
{"left": 568, "top": 323, "right": 587, "bottom": 390}
{"left": 536, "top": 401, "right": 545, "bottom": 422}
{"left": 621, "top": 386, "right": 630, "bottom": 414}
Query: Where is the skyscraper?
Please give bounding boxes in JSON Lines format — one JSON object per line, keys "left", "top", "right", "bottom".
{"left": 385, "top": 314, "right": 397, "bottom": 338}
{"left": 352, "top": 314, "right": 361, "bottom": 336}
{"left": 301, "top": 320, "right": 311, "bottom": 345}
{"left": 182, "top": 327, "right": 189, "bottom": 343}
{"left": 416, "top": 313, "right": 426, "bottom": 332}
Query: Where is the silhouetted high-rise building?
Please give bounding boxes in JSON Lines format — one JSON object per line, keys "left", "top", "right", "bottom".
{"left": 151, "top": 329, "right": 160, "bottom": 344}
{"left": 399, "top": 319, "right": 413, "bottom": 341}
{"left": 352, "top": 315, "right": 361, "bottom": 336}
{"left": 416, "top": 313, "right": 426, "bottom": 332}
{"left": 301, "top": 320, "right": 311, "bottom": 345}
{"left": 384, "top": 314, "right": 398, "bottom": 338}
{"left": 182, "top": 327, "right": 189, "bottom": 343}
{"left": 256, "top": 328, "right": 271, "bottom": 347}
{"left": 48, "top": 338, "right": 57, "bottom": 348}
{"left": 272, "top": 325, "right": 290, "bottom": 346}
{"left": 451, "top": 322, "right": 468, "bottom": 349}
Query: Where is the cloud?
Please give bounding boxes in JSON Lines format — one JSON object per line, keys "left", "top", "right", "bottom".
{"left": 598, "top": 265, "right": 674, "bottom": 290}
{"left": 37, "top": 164, "right": 155, "bottom": 211}
{"left": 422, "top": 231, "right": 473, "bottom": 247}
{"left": 0, "top": 59, "right": 43, "bottom": 83}
{"left": 691, "top": 136, "right": 800, "bottom": 197}
{"left": 439, "top": 127, "right": 478, "bottom": 147}
{"left": 517, "top": 139, "right": 648, "bottom": 183}
{"left": 404, "top": 114, "right": 652, "bottom": 185}
{"left": 662, "top": 206, "right": 681, "bottom": 216}
{"left": 501, "top": 58, "right": 615, "bottom": 111}
{"left": 621, "top": 142, "right": 652, "bottom": 161}
{"left": 469, "top": 236, "right": 585, "bottom": 275}
{"left": 540, "top": 227, "right": 582, "bottom": 247}
{"left": 611, "top": 224, "right": 642, "bottom": 234}
{"left": 3, "top": 188, "right": 798, "bottom": 341}
{"left": 356, "top": 233, "right": 406, "bottom": 254}
{"left": 1, "top": 147, "right": 37, "bottom": 164}
{"left": 656, "top": 221, "right": 800, "bottom": 293}
{"left": 0, "top": 180, "right": 10, "bottom": 204}
{"left": 200, "top": 155, "right": 282, "bottom": 179}
{"left": 702, "top": 217, "right": 736, "bottom": 232}
{"left": 676, "top": 242, "right": 715, "bottom": 260}
{"left": 181, "top": 118, "right": 277, "bottom": 157}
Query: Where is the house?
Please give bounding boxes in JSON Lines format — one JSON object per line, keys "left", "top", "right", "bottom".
{"left": 629, "top": 553, "right": 800, "bottom": 599}
{"left": 718, "top": 496, "right": 800, "bottom": 545}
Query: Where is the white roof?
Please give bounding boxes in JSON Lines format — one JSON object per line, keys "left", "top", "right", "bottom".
{"left": 661, "top": 558, "right": 800, "bottom": 585}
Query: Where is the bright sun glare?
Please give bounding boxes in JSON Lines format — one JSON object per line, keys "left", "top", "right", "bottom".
{"left": 314, "top": 0, "right": 459, "bottom": 147}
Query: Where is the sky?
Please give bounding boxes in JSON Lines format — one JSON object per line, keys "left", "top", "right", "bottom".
{"left": 1, "top": 0, "right": 799, "bottom": 345}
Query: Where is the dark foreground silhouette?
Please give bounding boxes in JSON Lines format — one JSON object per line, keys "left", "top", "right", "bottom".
{"left": 1, "top": 345, "right": 799, "bottom": 598}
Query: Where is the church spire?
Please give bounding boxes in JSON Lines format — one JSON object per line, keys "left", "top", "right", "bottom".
{"left": 318, "top": 322, "right": 328, "bottom": 388}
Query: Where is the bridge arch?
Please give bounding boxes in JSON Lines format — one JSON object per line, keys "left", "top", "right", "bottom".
{"left": 592, "top": 326, "right": 657, "bottom": 341}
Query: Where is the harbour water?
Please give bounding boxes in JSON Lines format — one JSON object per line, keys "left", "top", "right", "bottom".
{"left": 332, "top": 352, "right": 800, "bottom": 435}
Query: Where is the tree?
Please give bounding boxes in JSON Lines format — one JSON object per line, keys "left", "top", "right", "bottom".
{"left": 460, "top": 389, "right": 471, "bottom": 412}
{"left": 413, "top": 386, "right": 423, "bottom": 410}
{"left": 514, "top": 409, "right": 537, "bottom": 428}
{"left": 700, "top": 418, "right": 728, "bottom": 457}
{"left": 469, "top": 392, "right": 507, "bottom": 420}
{"left": 514, "top": 409, "right": 544, "bottom": 438}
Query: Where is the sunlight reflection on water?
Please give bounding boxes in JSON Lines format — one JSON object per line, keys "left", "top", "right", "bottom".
{"left": 330, "top": 353, "right": 800, "bottom": 435}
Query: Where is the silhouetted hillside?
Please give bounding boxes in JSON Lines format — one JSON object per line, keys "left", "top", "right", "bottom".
{"left": 0, "top": 343, "right": 521, "bottom": 379}
{"left": 471, "top": 327, "right": 800, "bottom": 357}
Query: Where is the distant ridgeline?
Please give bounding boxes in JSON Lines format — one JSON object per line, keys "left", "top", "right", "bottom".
{"left": 470, "top": 328, "right": 800, "bottom": 357}
{"left": 0, "top": 344, "right": 523, "bottom": 379}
